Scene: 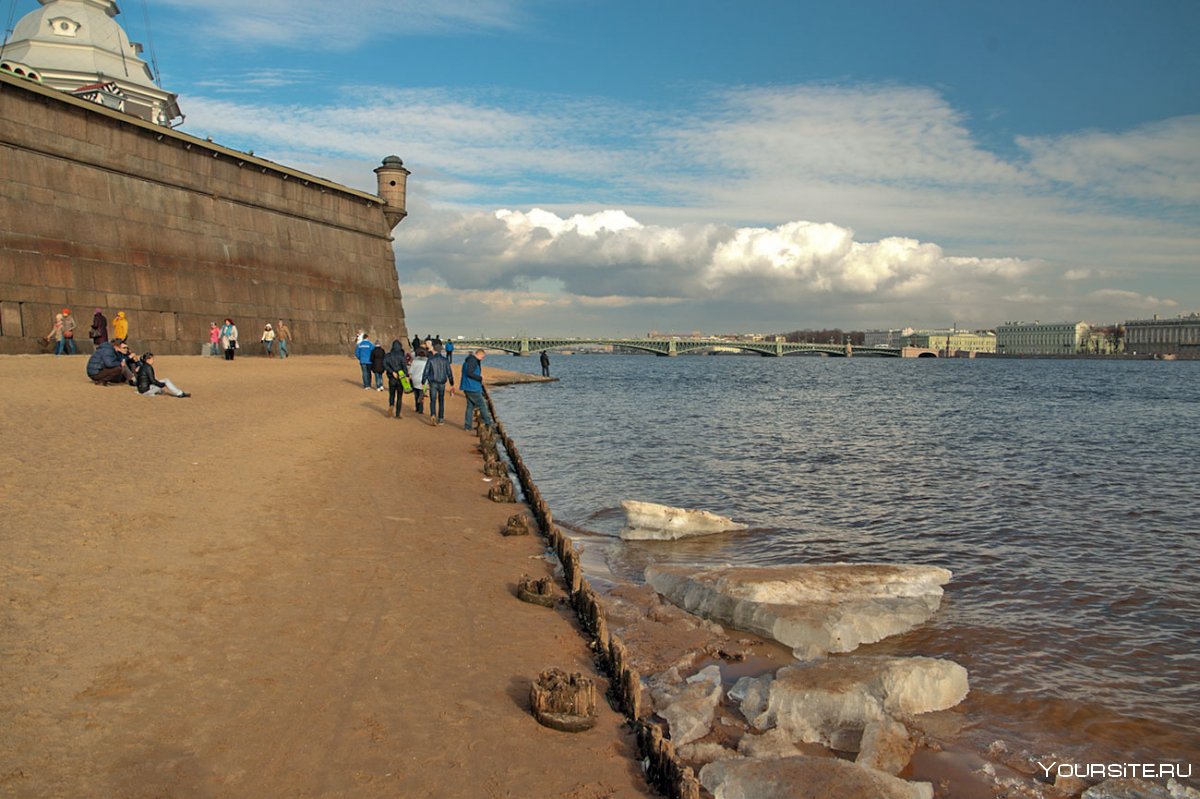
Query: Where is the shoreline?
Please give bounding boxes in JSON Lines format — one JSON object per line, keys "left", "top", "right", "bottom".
{"left": 484, "top": 371, "right": 1199, "bottom": 799}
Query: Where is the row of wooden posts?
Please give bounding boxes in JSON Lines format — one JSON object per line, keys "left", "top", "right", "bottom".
{"left": 480, "top": 390, "right": 703, "bottom": 799}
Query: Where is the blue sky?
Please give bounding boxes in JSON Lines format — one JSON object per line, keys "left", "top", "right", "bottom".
{"left": 13, "top": 0, "right": 1198, "bottom": 335}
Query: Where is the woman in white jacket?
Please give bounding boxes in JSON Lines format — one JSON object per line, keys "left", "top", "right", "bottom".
{"left": 408, "top": 348, "right": 428, "bottom": 417}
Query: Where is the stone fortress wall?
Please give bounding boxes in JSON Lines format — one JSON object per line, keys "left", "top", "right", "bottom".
{"left": 0, "top": 70, "right": 409, "bottom": 356}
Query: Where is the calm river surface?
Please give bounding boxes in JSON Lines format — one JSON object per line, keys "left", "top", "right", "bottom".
{"left": 489, "top": 354, "right": 1199, "bottom": 772}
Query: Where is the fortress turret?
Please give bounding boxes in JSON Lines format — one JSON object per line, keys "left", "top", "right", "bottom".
{"left": 374, "top": 156, "right": 411, "bottom": 230}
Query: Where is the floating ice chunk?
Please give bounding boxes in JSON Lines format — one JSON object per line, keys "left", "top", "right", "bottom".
{"left": 619, "top": 500, "right": 747, "bottom": 540}
{"left": 700, "top": 755, "right": 933, "bottom": 799}
{"left": 738, "top": 657, "right": 968, "bottom": 752}
{"left": 645, "top": 563, "right": 951, "bottom": 659}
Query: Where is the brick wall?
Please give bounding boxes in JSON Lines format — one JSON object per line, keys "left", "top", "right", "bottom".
{"left": 0, "top": 71, "right": 409, "bottom": 355}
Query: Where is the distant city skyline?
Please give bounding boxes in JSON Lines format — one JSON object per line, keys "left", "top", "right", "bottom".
{"left": 11, "top": 0, "right": 1197, "bottom": 336}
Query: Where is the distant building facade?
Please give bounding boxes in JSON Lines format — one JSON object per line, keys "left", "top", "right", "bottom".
{"left": 899, "top": 329, "right": 997, "bottom": 354}
{"left": 1123, "top": 314, "right": 1200, "bottom": 357}
{"left": 995, "top": 322, "right": 1090, "bottom": 356}
{"left": 863, "top": 328, "right": 914, "bottom": 347}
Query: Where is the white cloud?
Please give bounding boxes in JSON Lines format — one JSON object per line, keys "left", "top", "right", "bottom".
{"left": 177, "top": 81, "right": 1200, "bottom": 331}
{"left": 396, "top": 207, "right": 1032, "bottom": 308}
{"left": 1019, "top": 116, "right": 1200, "bottom": 205}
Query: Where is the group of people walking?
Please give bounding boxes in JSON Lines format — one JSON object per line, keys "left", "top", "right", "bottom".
{"left": 206, "top": 319, "right": 291, "bottom": 360}
{"left": 44, "top": 308, "right": 127, "bottom": 355}
{"left": 354, "top": 332, "right": 491, "bottom": 430}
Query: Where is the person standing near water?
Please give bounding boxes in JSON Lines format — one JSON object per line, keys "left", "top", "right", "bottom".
{"left": 540, "top": 350, "right": 550, "bottom": 378}
{"left": 460, "top": 349, "right": 494, "bottom": 431}
{"left": 423, "top": 345, "right": 454, "bottom": 426}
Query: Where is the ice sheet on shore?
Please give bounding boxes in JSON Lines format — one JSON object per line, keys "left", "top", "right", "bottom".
{"left": 645, "top": 563, "right": 951, "bottom": 659}
{"left": 619, "top": 500, "right": 747, "bottom": 540}
{"left": 699, "top": 755, "right": 933, "bottom": 799}
{"left": 649, "top": 664, "right": 724, "bottom": 746}
{"left": 732, "top": 656, "right": 969, "bottom": 751}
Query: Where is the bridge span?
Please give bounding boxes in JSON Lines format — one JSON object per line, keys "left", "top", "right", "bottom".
{"left": 451, "top": 337, "right": 942, "bottom": 358}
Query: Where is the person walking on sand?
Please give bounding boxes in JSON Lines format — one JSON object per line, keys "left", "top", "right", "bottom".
{"left": 540, "top": 350, "right": 551, "bottom": 378}
{"left": 90, "top": 309, "right": 108, "bottom": 346}
{"left": 261, "top": 324, "right": 276, "bottom": 358}
{"left": 208, "top": 323, "right": 220, "bottom": 356}
{"left": 460, "top": 349, "right": 494, "bottom": 431}
{"left": 408, "top": 348, "right": 428, "bottom": 416}
{"left": 220, "top": 318, "right": 238, "bottom": 360}
{"left": 423, "top": 344, "right": 454, "bottom": 426}
{"left": 135, "top": 353, "right": 190, "bottom": 397}
{"left": 370, "top": 340, "right": 386, "bottom": 391}
{"left": 59, "top": 309, "right": 78, "bottom": 355}
{"left": 444, "top": 338, "right": 454, "bottom": 364}
{"left": 355, "top": 335, "right": 375, "bottom": 389}
{"left": 44, "top": 313, "right": 64, "bottom": 354}
{"left": 383, "top": 340, "right": 409, "bottom": 418}
{"left": 112, "top": 311, "right": 128, "bottom": 343}
{"left": 276, "top": 319, "right": 291, "bottom": 359}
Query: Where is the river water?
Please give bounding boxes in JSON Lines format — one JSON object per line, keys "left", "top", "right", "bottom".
{"left": 488, "top": 353, "right": 1199, "bottom": 776}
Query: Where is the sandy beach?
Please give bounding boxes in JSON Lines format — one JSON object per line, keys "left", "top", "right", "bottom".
{"left": 0, "top": 354, "right": 650, "bottom": 798}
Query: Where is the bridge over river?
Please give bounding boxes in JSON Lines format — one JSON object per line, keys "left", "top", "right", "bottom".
{"left": 452, "top": 337, "right": 942, "bottom": 358}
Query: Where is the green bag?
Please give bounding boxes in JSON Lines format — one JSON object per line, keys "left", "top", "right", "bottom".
{"left": 399, "top": 373, "right": 413, "bottom": 393}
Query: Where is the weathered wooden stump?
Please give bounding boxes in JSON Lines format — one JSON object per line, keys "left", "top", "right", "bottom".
{"left": 503, "top": 513, "right": 531, "bottom": 536}
{"left": 483, "top": 459, "right": 507, "bottom": 478}
{"left": 488, "top": 477, "right": 516, "bottom": 503}
{"left": 516, "top": 575, "right": 555, "bottom": 607}
{"left": 529, "top": 669, "right": 597, "bottom": 732}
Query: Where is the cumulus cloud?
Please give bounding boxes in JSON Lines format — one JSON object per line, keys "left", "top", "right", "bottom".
{"left": 395, "top": 207, "right": 1032, "bottom": 307}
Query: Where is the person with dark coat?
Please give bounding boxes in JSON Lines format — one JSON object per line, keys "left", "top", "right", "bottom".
{"left": 86, "top": 338, "right": 134, "bottom": 385}
{"left": 540, "top": 350, "right": 551, "bottom": 377}
{"left": 422, "top": 346, "right": 455, "bottom": 426}
{"left": 369, "top": 342, "right": 386, "bottom": 391}
{"left": 135, "top": 353, "right": 190, "bottom": 397}
{"left": 90, "top": 309, "right": 108, "bottom": 345}
{"left": 383, "top": 340, "right": 409, "bottom": 417}
{"left": 411, "top": 334, "right": 422, "bottom": 353}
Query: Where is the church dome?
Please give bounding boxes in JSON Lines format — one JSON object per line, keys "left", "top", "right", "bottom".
{"left": 3, "top": 0, "right": 181, "bottom": 125}
{"left": 8, "top": 0, "right": 156, "bottom": 88}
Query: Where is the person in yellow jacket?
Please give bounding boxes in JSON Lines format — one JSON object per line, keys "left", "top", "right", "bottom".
{"left": 112, "top": 311, "right": 129, "bottom": 341}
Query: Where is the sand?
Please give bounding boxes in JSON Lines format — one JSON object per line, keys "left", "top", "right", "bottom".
{"left": 0, "top": 354, "right": 651, "bottom": 798}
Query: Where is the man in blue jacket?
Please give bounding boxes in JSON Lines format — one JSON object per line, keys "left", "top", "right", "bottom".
{"left": 459, "top": 349, "right": 493, "bottom": 431}
{"left": 86, "top": 338, "right": 133, "bottom": 385}
{"left": 355, "top": 336, "right": 375, "bottom": 389}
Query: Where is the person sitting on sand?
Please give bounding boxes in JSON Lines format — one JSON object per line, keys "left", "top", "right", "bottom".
{"left": 135, "top": 353, "right": 190, "bottom": 397}
{"left": 86, "top": 338, "right": 136, "bottom": 385}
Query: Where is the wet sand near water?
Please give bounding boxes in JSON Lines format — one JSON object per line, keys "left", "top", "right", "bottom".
{"left": 0, "top": 354, "right": 650, "bottom": 798}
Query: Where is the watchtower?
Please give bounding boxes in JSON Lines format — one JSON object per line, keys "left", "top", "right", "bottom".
{"left": 374, "top": 156, "right": 411, "bottom": 230}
